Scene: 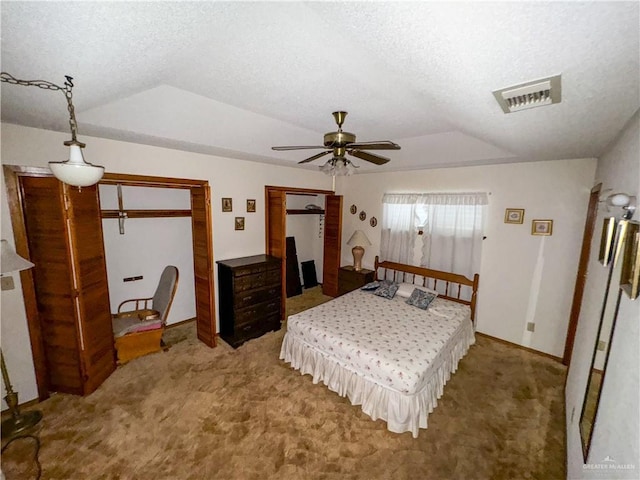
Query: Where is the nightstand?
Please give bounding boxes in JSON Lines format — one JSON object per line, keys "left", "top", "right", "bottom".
{"left": 338, "top": 265, "right": 375, "bottom": 296}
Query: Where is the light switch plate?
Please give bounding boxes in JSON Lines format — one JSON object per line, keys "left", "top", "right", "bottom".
{"left": 526, "top": 322, "right": 535, "bottom": 332}
{"left": 1, "top": 276, "right": 15, "bottom": 291}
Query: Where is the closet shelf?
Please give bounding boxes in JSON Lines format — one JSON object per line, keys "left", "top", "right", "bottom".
{"left": 286, "top": 209, "right": 325, "bottom": 215}
{"left": 101, "top": 209, "right": 192, "bottom": 219}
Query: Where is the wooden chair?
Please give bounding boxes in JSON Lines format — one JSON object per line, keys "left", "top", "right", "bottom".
{"left": 112, "top": 266, "right": 179, "bottom": 364}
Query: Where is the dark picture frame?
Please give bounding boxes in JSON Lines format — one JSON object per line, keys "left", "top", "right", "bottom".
{"left": 247, "top": 199, "right": 256, "bottom": 213}
{"left": 222, "top": 197, "right": 232, "bottom": 212}
{"left": 235, "top": 217, "right": 245, "bottom": 231}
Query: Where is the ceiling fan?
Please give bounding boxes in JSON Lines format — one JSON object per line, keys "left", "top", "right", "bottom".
{"left": 272, "top": 111, "right": 401, "bottom": 167}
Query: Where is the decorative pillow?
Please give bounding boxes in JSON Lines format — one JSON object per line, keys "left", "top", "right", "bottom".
{"left": 395, "top": 282, "right": 439, "bottom": 299}
{"left": 360, "top": 281, "right": 381, "bottom": 291}
{"left": 405, "top": 288, "right": 437, "bottom": 310}
{"left": 373, "top": 281, "right": 399, "bottom": 299}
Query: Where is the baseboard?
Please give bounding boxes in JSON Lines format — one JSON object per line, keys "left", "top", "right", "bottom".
{"left": 475, "top": 332, "right": 563, "bottom": 363}
{"left": 165, "top": 317, "right": 196, "bottom": 329}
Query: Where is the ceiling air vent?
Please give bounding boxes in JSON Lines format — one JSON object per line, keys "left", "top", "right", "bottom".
{"left": 493, "top": 74, "right": 561, "bottom": 114}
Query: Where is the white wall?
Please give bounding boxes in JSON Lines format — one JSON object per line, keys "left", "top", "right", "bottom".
{"left": 1, "top": 123, "right": 332, "bottom": 406}
{"left": 285, "top": 193, "right": 325, "bottom": 287}
{"left": 336, "top": 158, "right": 597, "bottom": 357}
{"left": 565, "top": 109, "right": 639, "bottom": 478}
{"left": 99, "top": 185, "right": 195, "bottom": 326}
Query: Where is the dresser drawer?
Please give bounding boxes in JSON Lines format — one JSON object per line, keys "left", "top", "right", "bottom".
{"left": 234, "top": 298, "right": 281, "bottom": 327}
{"left": 234, "top": 285, "right": 280, "bottom": 309}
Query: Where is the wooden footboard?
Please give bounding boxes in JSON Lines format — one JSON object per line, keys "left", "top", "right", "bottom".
{"left": 374, "top": 256, "right": 479, "bottom": 323}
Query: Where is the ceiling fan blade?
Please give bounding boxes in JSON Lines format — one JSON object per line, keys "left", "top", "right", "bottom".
{"left": 347, "top": 141, "right": 401, "bottom": 150}
{"left": 348, "top": 150, "right": 390, "bottom": 165}
{"left": 272, "top": 145, "right": 327, "bottom": 151}
{"left": 298, "top": 150, "right": 332, "bottom": 164}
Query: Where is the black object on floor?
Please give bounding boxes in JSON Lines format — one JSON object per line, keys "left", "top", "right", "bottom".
{"left": 286, "top": 237, "right": 303, "bottom": 297}
{"left": 301, "top": 260, "right": 318, "bottom": 288}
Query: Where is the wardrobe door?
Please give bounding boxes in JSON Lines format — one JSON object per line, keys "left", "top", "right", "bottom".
{"left": 21, "top": 177, "right": 83, "bottom": 394}
{"left": 65, "top": 183, "right": 116, "bottom": 395}
{"left": 20, "top": 177, "right": 115, "bottom": 395}
{"left": 322, "top": 195, "right": 343, "bottom": 297}
{"left": 266, "top": 188, "right": 287, "bottom": 309}
{"left": 191, "top": 185, "right": 217, "bottom": 347}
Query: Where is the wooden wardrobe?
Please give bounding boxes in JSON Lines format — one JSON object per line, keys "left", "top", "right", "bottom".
{"left": 4, "top": 166, "right": 216, "bottom": 400}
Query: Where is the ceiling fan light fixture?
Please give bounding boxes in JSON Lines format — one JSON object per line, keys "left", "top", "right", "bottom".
{"left": 320, "top": 157, "right": 356, "bottom": 176}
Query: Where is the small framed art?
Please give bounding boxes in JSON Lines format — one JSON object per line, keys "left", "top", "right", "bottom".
{"left": 620, "top": 221, "right": 639, "bottom": 300}
{"left": 235, "top": 217, "right": 245, "bottom": 231}
{"left": 247, "top": 199, "right": 256, "bottom": 213}
{"left": 222, "top": 198, "right": 232, "bottom": 212}
{"left": 598, "top": 217, "right": 617, "bottom": 266}
{"left": 532, "top": 219, "right": 553, "bottom": 236}
{"left": 504, "top": 208, "right": 525, "bottom": 224}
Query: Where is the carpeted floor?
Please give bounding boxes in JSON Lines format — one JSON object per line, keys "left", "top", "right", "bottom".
{"left": 2, "top": 289, "right": 566, "bottom": 480}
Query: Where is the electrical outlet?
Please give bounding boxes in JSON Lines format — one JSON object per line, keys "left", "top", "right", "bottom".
{"left": 1, "top": 276, "right": 15, "bottom": 291}
{"left": 597, "top": 340, "right": 607, "bottom": 351}
{"left": 526, "top": 322, "right": 535, "bottom": 332}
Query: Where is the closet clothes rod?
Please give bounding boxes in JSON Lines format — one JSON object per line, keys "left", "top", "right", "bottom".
{"left": 101, "top": 209, "right": 192, "bottom": 219}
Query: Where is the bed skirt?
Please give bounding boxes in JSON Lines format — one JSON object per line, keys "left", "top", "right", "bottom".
{"left": 279, "top": 322, "right": 475, "bottom": 438}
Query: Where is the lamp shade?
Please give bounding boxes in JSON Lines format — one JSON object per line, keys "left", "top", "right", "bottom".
{"left": 347, "top": 230, "right": 371, "bottom": 247}
{"left": 49, "top": 144, "right": 104, "bottom": 187}
{"left": 1, "top": 240, "right": 34, "bottom": 274}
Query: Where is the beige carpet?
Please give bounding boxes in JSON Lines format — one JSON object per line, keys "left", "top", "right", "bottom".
{"left": 2, "top": 294, "right": 566, "bottom": 480}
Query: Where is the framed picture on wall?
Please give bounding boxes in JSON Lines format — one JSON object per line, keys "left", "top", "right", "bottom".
{"left": 504, "top": 208, "right": 525, "bottom": 224}
{"left": 235, "top": 217, "right": 245, "bottom": 231}
{"left": 222, "top": 198, "right": 232, "bottom": 212}
{"left": 247, "top": 199, "right": 256, "bottom": 213}
{"left": 531, "top": 219, "right": 553, "bottom": 236}
{"left": 598, "top": 217, "right": 617, "bottom": 266}
{"left": 620, "top": 221, "right": 639, "bottom": 300}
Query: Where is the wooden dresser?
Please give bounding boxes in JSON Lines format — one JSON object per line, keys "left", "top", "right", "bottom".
{"left": 338, "top": 265, "right": 375, "bottom": 296}
{"left": 217, "top": 255, "right": 282, "bottom": 348}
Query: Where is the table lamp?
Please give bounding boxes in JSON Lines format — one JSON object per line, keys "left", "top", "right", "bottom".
{"left": 347, "top": 230, "right": 371, "bottom": 272}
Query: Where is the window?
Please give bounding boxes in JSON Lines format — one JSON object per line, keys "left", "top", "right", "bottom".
{"left": 381, "top": 192, "right": 487, "bottom": 280}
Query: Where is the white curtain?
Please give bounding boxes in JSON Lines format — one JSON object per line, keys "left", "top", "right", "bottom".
{"left": 418, "top": 193, "right": 487, "bottom": 279}
{"left": 380, "top": 194, "right": 420, "bottom": 265}
{"left": 381, "top": 192, "right": 487, "bottom": 280}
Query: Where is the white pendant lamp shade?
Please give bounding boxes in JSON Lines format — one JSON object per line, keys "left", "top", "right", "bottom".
{"left": 49, "top": 144, "right": 104, "bottom": 187}
{"left": 1, "top": 240, "right": 35, "bottom": 274}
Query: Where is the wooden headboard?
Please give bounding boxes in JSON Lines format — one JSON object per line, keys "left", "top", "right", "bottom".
{"left": 374, "top": 256, "right": 480, "bottom": 323}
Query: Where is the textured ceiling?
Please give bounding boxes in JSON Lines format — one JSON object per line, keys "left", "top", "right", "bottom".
{"left": 1, "top": 2, "right": 638, "bottom": 173}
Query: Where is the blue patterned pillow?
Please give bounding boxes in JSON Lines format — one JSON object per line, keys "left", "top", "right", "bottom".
{"left": 406, "top": 288, "right": 437, "bottom": 310}
{"left": 373, "top": 281, "right": 399, "bottom": 299}
{"left": 361, "top": 281, "right": 381, "bottom": 291}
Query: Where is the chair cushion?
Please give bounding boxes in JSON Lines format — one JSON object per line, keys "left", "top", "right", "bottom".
{"left": 112, "top": 316, "right": 163, "bottom": 338}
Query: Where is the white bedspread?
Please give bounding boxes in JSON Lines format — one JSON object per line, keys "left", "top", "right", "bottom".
{"left": 280, "top": 289, "right": 475, "bottom": 437}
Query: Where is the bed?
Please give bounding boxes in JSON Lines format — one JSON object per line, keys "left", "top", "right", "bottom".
{"left": 279, "top": 256, "right": 479, "bottom": 437}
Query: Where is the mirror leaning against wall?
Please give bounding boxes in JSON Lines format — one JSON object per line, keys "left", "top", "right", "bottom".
{"left": 579, "top": 192, "right": 639, "bottom": 460}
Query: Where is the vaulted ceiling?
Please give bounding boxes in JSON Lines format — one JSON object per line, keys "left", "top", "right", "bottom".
{"left": 1, "top": 2, "right": 638, "bottom": 173}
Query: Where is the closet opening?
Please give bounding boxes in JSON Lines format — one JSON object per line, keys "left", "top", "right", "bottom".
{"left": 4, "top": 166, "right": 215, "bottom": 400}
{"left": 265, "top": 185, "right": 342, "bottom": 322}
